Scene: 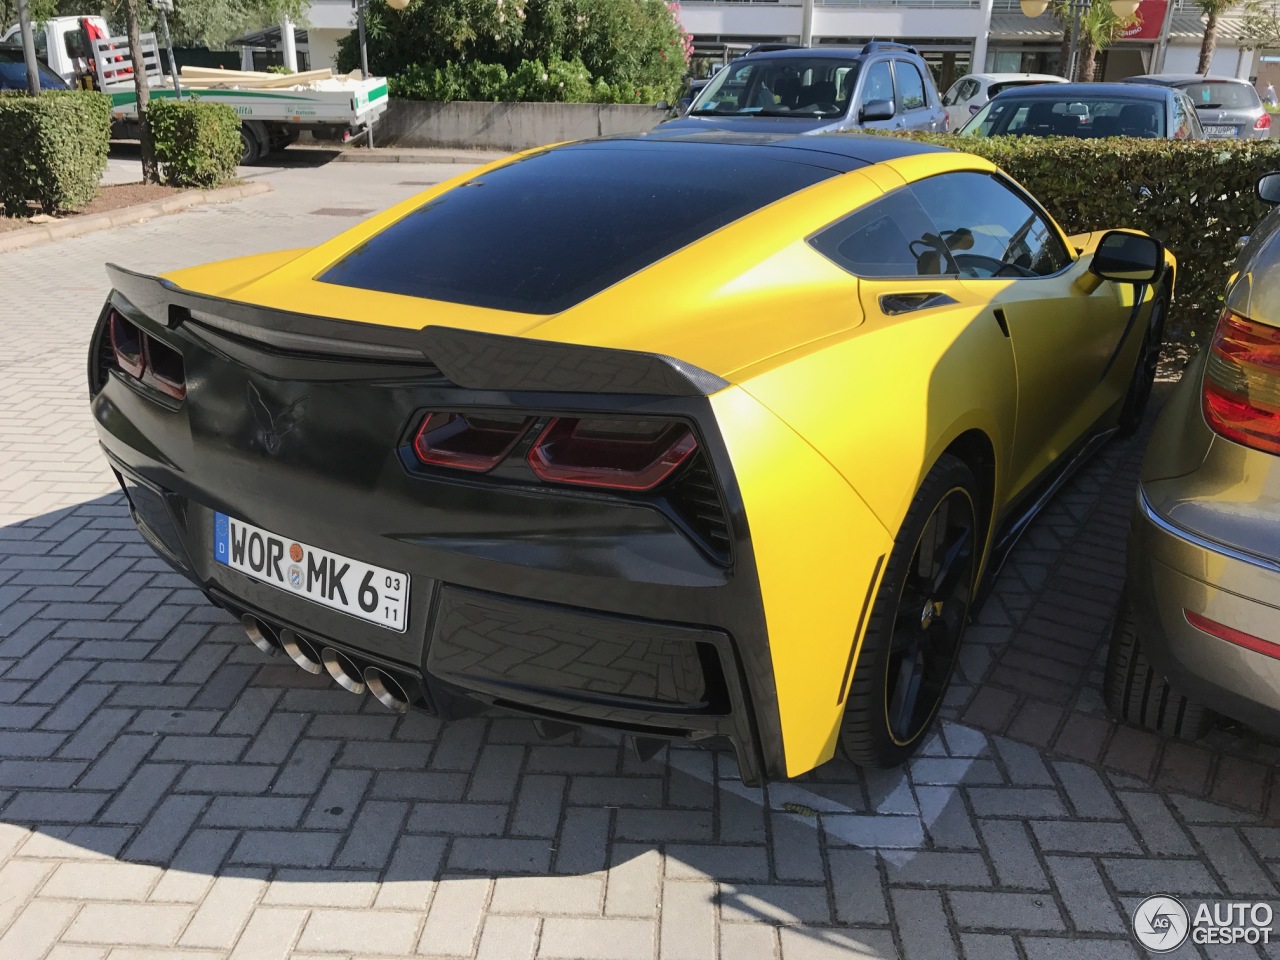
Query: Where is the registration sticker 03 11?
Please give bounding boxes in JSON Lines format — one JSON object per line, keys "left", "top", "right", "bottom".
{"left": 213, "top": 513, "right": 409, "bottom": 632}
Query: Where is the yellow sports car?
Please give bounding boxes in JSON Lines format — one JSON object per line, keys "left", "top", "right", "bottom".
{"left": 89, "top": 132, "right": 1173, "bottom": 784}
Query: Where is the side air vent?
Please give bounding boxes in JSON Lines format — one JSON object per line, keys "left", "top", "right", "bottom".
{"left": 666, "top": 456, "right": 731, "bottom": 563}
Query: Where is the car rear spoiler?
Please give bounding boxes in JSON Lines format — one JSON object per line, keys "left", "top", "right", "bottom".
{"left": 105, "top": 264, "right": 730, "bottom": 397}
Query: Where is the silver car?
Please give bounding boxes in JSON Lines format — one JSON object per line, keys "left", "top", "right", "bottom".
{"left": 1107, "top": 173, "right": 1280, "bottom": 740}
{"left": 662, "top": 43, "right": 948, "bottom": 137}
{"left": 1123, "top": 74, "right": 1271, "bottom": 139}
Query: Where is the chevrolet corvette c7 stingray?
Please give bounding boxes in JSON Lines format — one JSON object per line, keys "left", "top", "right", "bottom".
{"left": 89, "top": 131, "right": 1173, "bottom": 783}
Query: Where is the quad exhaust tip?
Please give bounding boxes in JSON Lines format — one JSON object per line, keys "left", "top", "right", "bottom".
{"left": 322, "top": 647, "right": 367, "bottom": 694}
{"left": 280, "top": 628, "right": 325, "bottom": 675}
{"left": 241, "top": 615, "right": 279, "bottom": 657}
{"left": 365, "top": 667, "right": 410, "bottom": 713}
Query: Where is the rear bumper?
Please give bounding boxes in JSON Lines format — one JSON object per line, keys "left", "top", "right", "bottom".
{"left": 91, "top": 278, "right": 784, "bottom": 782}
{"left": 1128, "top": 486, "right": 1280, "bottom": 735}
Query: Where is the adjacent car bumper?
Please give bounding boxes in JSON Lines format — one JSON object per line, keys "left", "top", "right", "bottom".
{"left": 1128, "top": 486, "right": 1280, "bottom": 735}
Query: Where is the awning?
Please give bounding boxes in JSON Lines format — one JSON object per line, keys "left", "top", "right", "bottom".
{"left": 229, "top": 25, "right": 310, "bottom": 48}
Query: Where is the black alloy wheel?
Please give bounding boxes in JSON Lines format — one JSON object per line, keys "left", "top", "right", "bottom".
{"left": 840, "top": 455, "right": 980, "bottom": 767}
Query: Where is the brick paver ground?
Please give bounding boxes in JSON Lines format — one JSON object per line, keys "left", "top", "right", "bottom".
{"left": 1, "top": 156, "right": 1278, "bottom": 960}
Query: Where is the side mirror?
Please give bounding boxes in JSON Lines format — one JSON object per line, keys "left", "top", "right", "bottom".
{"left": 655, "top": 100, "right": 671, "bottom": 111}
{"left": 1259, "top": 172, "right": 1280, "bottom": 206}
{"left": 1090, "top": 231, "right": 1163, "bottom": 284}
{"left": 860, "top": 99, "right": 895, "bottom": 122}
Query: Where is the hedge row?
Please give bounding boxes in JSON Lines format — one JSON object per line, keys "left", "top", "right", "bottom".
{"left": 148, "top": 99, "right": 241, "bottom": 189}
{"left": 892, "top": 134, "right": 1280, "bottom": 343}
{"left": 390, "top": 56, "right": 671, "bottom": 105}
{"left": 0, "top": 90, "right": 111, "bottom": 216}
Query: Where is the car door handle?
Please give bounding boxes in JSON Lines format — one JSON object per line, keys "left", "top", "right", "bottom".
{"left": 879, "top": 292, "right": 958, "bottom": 316}
{"left": 993, "top": 307, "right": 1010, "bottom": 338}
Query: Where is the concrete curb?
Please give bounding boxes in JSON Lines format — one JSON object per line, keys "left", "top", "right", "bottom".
{"left": 334, "top": 149, "right": 506, "bottom": 164}
{"left": 0, "top": 180, "right": 274, "bottom": 254}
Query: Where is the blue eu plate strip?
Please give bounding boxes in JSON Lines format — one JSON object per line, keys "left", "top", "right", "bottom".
{"left": 214, "top": 512, "right": 230, "bottom": 566}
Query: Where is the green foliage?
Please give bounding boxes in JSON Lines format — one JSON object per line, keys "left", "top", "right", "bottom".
{"left": 884, "top": 133, "right": 1280, "bottom": 343}
{"left": 1241, "top": 0, "right": 1280, "bottom": 48}
{"left": 344, "top": 0, "right": 686, "bottom": 104}
{"left": 0, "top": 89, "right": 110, "bottom": 216}
{"left": 147, "top": 98, "right": 240, "bottom": 188}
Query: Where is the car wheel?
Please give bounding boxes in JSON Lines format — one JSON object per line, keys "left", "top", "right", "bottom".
{"left": 1103, "top": 589, "right": 1213, "bottom": 739}
{"left": 839, "top": 454, "right": 980, "bottom": 768}
{"left": 239, "top": 125, "right": 262, "bottom": 165}
{"left": 1117, "top": 288, "right": 1168, "bottom": 436}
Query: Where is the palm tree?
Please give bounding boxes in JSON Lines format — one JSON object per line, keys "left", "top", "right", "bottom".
{"left": 1075, "top": 0, "right": 1136, "bottom": 81}
{"left": 1199, "top": 0, "right": 1243, "bottom": 73}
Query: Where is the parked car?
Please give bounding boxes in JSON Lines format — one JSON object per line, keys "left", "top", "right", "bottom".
{"left": 0, "top": 44, "right": 69, "bottom": 90}
{"left": 662, "top": 42, "right": 947, "bottom": 135}
{"left": 960, "top": 82, "right": 1203, "bottom": 139}
{"left": 941, "top": 72, "right": 1067, "bottom": 132}
{"left": 90, "top": 131, "right": 1171, "bottom": 783}
{"left": 1122, "top": 74, "right": 1271, "bottom": 139}
{"left": 1106, "top": 173, "right": 1280, "bottom": 741}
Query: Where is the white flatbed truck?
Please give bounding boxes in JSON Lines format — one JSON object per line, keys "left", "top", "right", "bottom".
{"left": 1, "top": 16, "right": 389, "bottom": 162}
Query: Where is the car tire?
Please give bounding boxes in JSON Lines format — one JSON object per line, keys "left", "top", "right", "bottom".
{"left": 1117, "top": 287, "right": 1168, "bottom": 436}
{"left": 838, "top": 454, "right": 980, "bottom": 768}
{"left": 1103, "top": 590, "right": 1213, "bottom": 740}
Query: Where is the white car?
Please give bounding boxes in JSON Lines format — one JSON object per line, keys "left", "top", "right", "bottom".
{"left": 941, "top": 72, "right": 1067, "bottom": 131}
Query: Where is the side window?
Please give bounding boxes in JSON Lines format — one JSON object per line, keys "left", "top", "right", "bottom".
{"left": 809, "top": 188, "right": 957, "bottom": 278}
{"left": 942, "top": 80, "right": 960, "bottom": 106}
{"left": 1173, "top": 94, "right": 1197, "bottom": 139}
{"left": 33, "top": 29, "right": 48, "bottom": 60}
{"left": 962, "top": 79, "right": 980, "bottom": 101}
{"left": 896, "top": 61, "right": 927, "bottom": 111}
{"left": 861, "top": 60, "right": 895, "bottom": 108}
{"left": 64, "top": 30, "right": 86, "bottom": 60}
{"left": 910, "top": 172, "right": 1072, "bottom": 279}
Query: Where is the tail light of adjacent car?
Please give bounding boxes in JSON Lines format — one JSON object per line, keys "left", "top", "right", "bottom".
{"left": 412, "top": 412, "right": 533, "bottom": 472}
{"left": 1256, "top": 113, "right": 1272, "bottom": 132}
{"left": 107, "top": 309, "right": 186, "bottom": 400}
{"left": 1185, "top": 610, "right": 1280, "bottom": 661}
{"left": 1202, "top": 309, "right": 1280, "bottom": 456}
{"left": 527, "top": 417, "right": 698, "bottom": 491}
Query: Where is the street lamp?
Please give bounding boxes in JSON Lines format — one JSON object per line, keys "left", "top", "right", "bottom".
{"left": 1020, "top": 0, "right": 1141, "bottom": 81}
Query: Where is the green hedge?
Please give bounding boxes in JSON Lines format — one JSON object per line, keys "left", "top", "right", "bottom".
{"left": 389, "top": 56, "right": 671, "bottom": 105}
{"left": 0, "top": 90, "right": 111, "bottom": 217}
{"left": 148, "top": 99, "right": 241, "bottom": 188}
{"left": 890, "top": 134, "right": 1280, "bottom": 343}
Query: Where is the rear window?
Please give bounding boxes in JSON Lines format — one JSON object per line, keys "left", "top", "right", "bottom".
{"left": 318, "top": 141, "right": 835, "bottom": 315}
{"left": 1180, "top": 81, "right": 1261, "bottom": 110}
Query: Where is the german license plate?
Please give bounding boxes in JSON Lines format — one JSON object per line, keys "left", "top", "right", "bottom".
{"left": 1205, "top": 125, "right": 1238, "bottom": 136}
{"left": 213, "top": 513, "right": 409, "bottom": 632}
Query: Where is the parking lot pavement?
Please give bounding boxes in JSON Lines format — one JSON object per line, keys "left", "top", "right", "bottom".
{"left": 1, "top": 156, "right": 1278, "bottom": 960}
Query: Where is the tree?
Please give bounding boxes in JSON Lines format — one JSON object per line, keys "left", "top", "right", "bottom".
{"left": 165, "top": 0, "right": 308, "bottom": 50}
{"left": 1241, "top": 0, "right": 1280, "bottom": 49}
{"left": 340, "top": 0, "right": 687, "bottom": 103}
{"left": 115, "top": 0, "right": 158, "bottom": 183}
{"left": 1198, "top": 0, "right": 1244, "bottom": 73}
{"left": 1075, "top": 0, "right": 1136, "bottom": 80}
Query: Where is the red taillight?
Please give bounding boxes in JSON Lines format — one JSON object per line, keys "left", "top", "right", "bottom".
{"left": 1202, "top": 309, "right": 1280, "bottom": 456}
{"left": 1256, "top": 113, "right": 1271, "bottom": 131}
{"left": 412, "top": 412, "right": 532, "bottom": 472}
{"left": 109, "top": 310, "right": 145, "bottom": 379}
{"left": 1185, "top": 610, "right": 1280, "bottom": 660}
{"left": 107, "top": 309, "right": 186, "bottom": 400}
{"left": 527, "top": 417, "right": 697, "bottom": 491}
{"left": 143, "top": 338, "right": 187, "bottom": 400}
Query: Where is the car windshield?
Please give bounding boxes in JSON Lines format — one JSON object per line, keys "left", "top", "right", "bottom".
{"left": 963, "top": 95, "right": 1166, "bottom": 138}
{"left": 689, "top": 57, "right": 859, "bottom": 119}
{"left": 1180, "top": 81, "right": 1261, "bottom": 109}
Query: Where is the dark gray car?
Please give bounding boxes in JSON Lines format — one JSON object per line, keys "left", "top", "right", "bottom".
{"left": 1106, "top": 173, "right": 1280, "bottom": 740}
{"left": 662, "top": 43, "right": 948, "bottom": 137}
{"left": 1123, "top": 74, "right": 1271, "bottom": 139}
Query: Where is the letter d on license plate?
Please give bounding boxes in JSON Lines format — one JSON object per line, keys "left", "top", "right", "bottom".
{"left": 214, "top": 513, "right": 409, "bottom": 632}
